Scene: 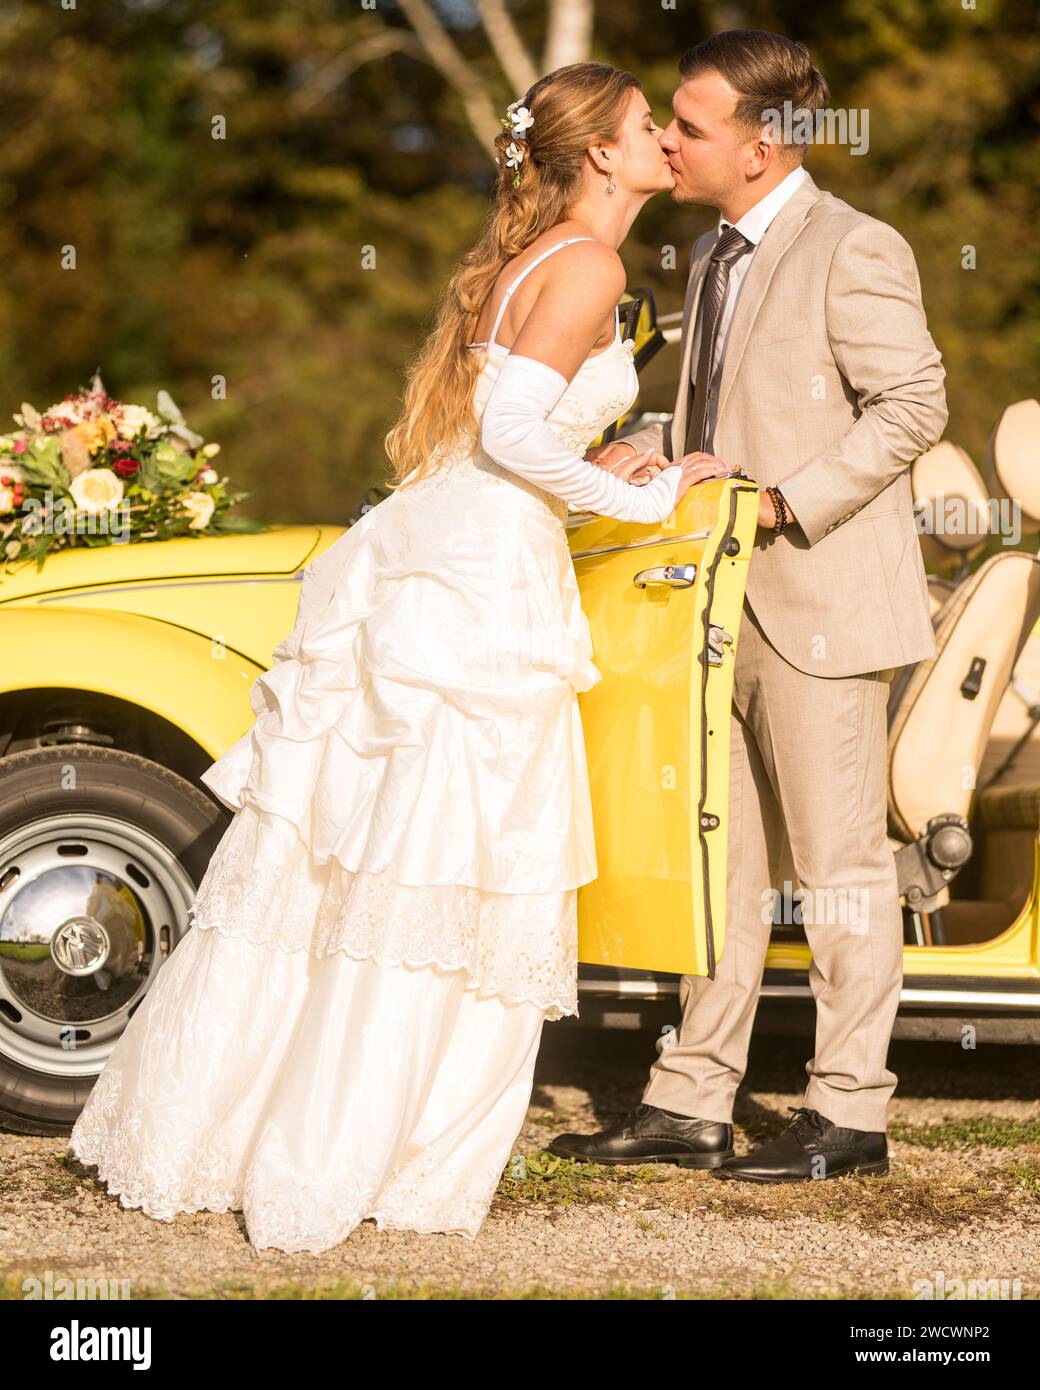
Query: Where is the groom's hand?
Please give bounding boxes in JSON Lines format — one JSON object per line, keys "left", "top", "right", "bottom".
{"left": 674, "top": 451, "right": 740, "bottom": 484}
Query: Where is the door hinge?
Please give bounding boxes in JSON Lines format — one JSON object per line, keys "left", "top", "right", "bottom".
{"left": 706, "top": 624, "right": 734, "bottom": 666}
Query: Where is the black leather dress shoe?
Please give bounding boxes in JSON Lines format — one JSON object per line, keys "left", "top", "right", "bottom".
{"left": 713, "top": 1106, "right": 889, "bottom": 1183}
{"left": 548, "top": 1102, "right": 734, "bottom": 1168}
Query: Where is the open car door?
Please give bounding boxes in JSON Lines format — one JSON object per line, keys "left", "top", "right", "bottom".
{"left": 569, "top": 477, "right": 759, "bottom": 978}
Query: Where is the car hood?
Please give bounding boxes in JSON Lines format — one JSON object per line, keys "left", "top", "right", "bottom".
{"left": 0, "top": 525, "right": 332, "bottom": 605}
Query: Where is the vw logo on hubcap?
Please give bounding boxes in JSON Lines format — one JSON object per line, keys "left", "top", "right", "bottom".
{"left": 50, "top": 916, "right": 112, "bottom": 977}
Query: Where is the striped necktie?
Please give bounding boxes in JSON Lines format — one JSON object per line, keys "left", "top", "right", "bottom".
{"left": 686, "top": 225, "right": 754, "bottom": 456}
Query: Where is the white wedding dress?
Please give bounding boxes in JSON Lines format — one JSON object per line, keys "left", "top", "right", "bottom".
{"left": 67, "top": 237, "right": 681, "bottom": 1254}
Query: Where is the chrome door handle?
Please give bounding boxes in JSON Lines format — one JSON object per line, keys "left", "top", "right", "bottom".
{"left": 633, "top": 564, "right": 697, "bottom": 590}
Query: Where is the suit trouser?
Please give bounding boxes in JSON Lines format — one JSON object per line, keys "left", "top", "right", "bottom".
{"left": 641, "top": 600, "right": 903, "bottom": 1133}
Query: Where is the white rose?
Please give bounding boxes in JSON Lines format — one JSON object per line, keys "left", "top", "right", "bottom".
{"left": 181, "top": 491, "right": 215, "bottom": 529}
{"left": 69, "top": 467, "right": 125, "bottom": 513}
{"left": 118, "top": 404, "right": 161, "bottom": 439}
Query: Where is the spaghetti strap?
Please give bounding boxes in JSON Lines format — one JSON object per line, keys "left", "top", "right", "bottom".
{"left": 487, "top": 236, "right": 597, "bottom": 350}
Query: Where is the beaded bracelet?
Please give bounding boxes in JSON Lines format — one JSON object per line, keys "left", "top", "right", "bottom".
{"left": 767, "top": 485, "right": 789, "bottom": 535}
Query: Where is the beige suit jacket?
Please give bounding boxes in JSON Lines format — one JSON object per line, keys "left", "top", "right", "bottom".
{"left": 622, "top": 171, "right": 947, "bottom": 677}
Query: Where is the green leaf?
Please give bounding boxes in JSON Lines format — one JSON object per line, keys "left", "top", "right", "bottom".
{"left": 19, "top": 436, "right": 70, "bottom": 490}
{"left": 151, "top": 441, "right": 197, "bottom": 485}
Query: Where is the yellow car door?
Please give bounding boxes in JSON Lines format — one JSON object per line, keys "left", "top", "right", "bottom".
{"left": 569, "top": 477, "right": 759, "bottom": 978}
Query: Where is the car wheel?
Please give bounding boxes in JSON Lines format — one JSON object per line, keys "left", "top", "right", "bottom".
{"left": 0, "top": 743, "right": 230, "bottom": 1136}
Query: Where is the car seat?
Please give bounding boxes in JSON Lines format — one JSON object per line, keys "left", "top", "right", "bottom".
{"left": 885, "top": 401, "right": 1040, "bottom": 938}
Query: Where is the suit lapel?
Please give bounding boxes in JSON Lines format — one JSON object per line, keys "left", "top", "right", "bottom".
{"left": 713, "top": 175, "right": 821, "bottom": 426}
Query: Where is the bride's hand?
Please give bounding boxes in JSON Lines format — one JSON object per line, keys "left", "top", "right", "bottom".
{"left": 595, "top": 447, "right": 669, "bottom": 486}
{"left": 625, "top": 450, "right": 672, "bottom": 485}
{"left": 673, "top": 453, "right": 738, "bottom": 503}
{"left": 585, "top": 442, "right": 638, "bottom": 471}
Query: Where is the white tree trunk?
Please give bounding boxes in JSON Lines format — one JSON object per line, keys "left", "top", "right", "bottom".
{"left": 475, "top": 0, "right": 538, "bottom": 95}
{"left": 542, "top": 0, "right": 593, "bottom": 72}
{"left": 395, "top": 0, "right": 502, "bottom": 153}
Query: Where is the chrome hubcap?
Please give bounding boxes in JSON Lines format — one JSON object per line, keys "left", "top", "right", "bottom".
{"left": 0, "top": 814, "right": 197, "bottom": 1076}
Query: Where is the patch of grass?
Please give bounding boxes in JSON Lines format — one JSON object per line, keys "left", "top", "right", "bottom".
{"left": 734, "top": 1112, "right": 791, "bottom": 1145}
{"left": 193, "top": 1280, "right": 716, "bottom": 1300}
{"left": 43, "top": 1152, "right": 83, "bottom": 1197}
{"left": 0, "top": 1269, "right": 140, "bottom": 1300}
{"left": 492, "top": 1146, "right": 1017, "bottom": 1234}
{"left": 656, "top": 1168, "right": 1016, "bottom": 1234}
{"left": 1003, "top": 1158, "right": 1040, "bottom": 1196}
{"left": 842, "top": 1175, "right": 1009, "bottom": 1232}
{"left": 1, "top": 1271, "right": 37, "bottom": 1300}
{"left": 891, "top": 1115, "right": 1040, "bottom": 1149}
{"left": 734, "top": 1271, "right": 802, "bottom": 1300}
{"left": 0, "top": 942, "right": 51, "bottom": 963}
{"left": 725, "top": 1277, "right": 912, "bottom": 1301}
{"left": 524, "top": 1107, "right": 588, "bottom": 1126}
{"left": 0, "top": 1267, "right": 941, "bottom": 1301}
{"left": 494, "top": 1149, "right": 668, "bottom": 1210}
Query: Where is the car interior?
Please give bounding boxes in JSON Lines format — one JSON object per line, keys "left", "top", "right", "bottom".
{"left": 770, "top": 398, "right": 1040, "bottom": 950}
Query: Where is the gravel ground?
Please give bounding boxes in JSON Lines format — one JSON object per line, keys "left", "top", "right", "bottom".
{"left": 3, "top": 1031, "right": 1038, "bottom": 1299}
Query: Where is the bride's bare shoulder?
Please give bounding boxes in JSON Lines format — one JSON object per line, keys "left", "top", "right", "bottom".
{"left": 538, "top": 236, "right": 626, "bottom": 306}
{"left": 505, "top": 224, "right": 623, "bottom": 282}
{"left": 476, "top": 227, "right": 623, "bottom": 344}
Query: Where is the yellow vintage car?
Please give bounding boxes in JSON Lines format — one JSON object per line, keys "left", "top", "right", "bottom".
{"left": 1, "top": 300, "right": 1038, "bottom": 1136}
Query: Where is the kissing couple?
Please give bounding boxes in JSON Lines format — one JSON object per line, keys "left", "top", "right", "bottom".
{"left": 69, "top": 28, "right": 947, "bottom": 1252}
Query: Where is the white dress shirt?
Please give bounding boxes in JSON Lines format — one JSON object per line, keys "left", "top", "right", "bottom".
{"left": 689, "top": 164, "right": 808, "bottom": 455}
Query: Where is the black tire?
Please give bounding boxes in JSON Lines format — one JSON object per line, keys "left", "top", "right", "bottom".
{"left": 0, "top": 744, "right": 230, "bottom": 1136}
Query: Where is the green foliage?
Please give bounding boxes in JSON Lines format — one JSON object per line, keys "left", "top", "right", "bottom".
{"left": 0, "top": 0, "right": 1035, "bottom": 525}
{"left": 18, "top": 438, "right": 69, "bottom": 492}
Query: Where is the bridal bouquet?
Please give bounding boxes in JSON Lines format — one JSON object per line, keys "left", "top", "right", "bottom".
{"left": 0, "top": 372, "right": 262, "bottom": 573}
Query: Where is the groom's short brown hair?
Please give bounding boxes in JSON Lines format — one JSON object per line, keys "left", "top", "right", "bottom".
{"left": 679, "top": 29, "right": 830, "bottom": 163}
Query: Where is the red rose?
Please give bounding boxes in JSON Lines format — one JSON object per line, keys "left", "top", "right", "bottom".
{"left": 112, "top": 456, "right": 140, "bottom": 478}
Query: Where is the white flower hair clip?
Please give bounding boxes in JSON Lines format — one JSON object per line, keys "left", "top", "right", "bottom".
{"left": 506, "top": 100, "right": 534, "bottom": 139}
{"left": 504, "top": 141, "right": 525, "bottom": 181}
{"left": 500, "top": 99, "right": 534, "bottom": 186}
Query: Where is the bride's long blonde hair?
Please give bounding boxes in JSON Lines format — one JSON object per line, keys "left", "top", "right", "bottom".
{"left": 383, "top": 62, "right": 640, "bottom": 489}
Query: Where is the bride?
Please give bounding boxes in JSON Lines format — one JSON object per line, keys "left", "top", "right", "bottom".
{"left": 67, "top": 61, "right": 730, "bottom": 1254}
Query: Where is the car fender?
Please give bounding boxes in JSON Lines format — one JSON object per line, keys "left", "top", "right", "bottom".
{"left": 0, "top": 605, "right": 261, "bottom": 758}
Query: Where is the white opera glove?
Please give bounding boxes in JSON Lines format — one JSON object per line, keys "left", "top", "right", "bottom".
{"left": 479, "top": 354, "right": 684, "bottom": 524}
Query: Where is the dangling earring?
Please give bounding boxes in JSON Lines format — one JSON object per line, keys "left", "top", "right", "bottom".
{"left": 605, "top": 173, "right": 616, "bottom": 196}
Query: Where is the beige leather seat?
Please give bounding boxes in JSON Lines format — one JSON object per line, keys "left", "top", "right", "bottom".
{"left": 911, "top": 439, "right": 992, "bottom": 619}
{"left": 885, "top": 401, "right": 1040, "bottom": 929}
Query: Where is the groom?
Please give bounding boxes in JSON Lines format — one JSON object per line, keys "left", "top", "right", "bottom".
{"left": 551, "top": 29, "right": 947, "bottom": 1181}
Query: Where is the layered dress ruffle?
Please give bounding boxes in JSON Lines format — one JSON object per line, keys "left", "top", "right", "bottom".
{"left": 195, "top": 451, "right": 604, "bottom": 1017}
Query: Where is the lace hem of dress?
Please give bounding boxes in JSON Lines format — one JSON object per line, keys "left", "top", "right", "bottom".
{"left": 187, "top": 804, "right": 580, "bottom": 1022}
{"left": 68, "top": 1070, "right": 508, "bottom": 1251}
